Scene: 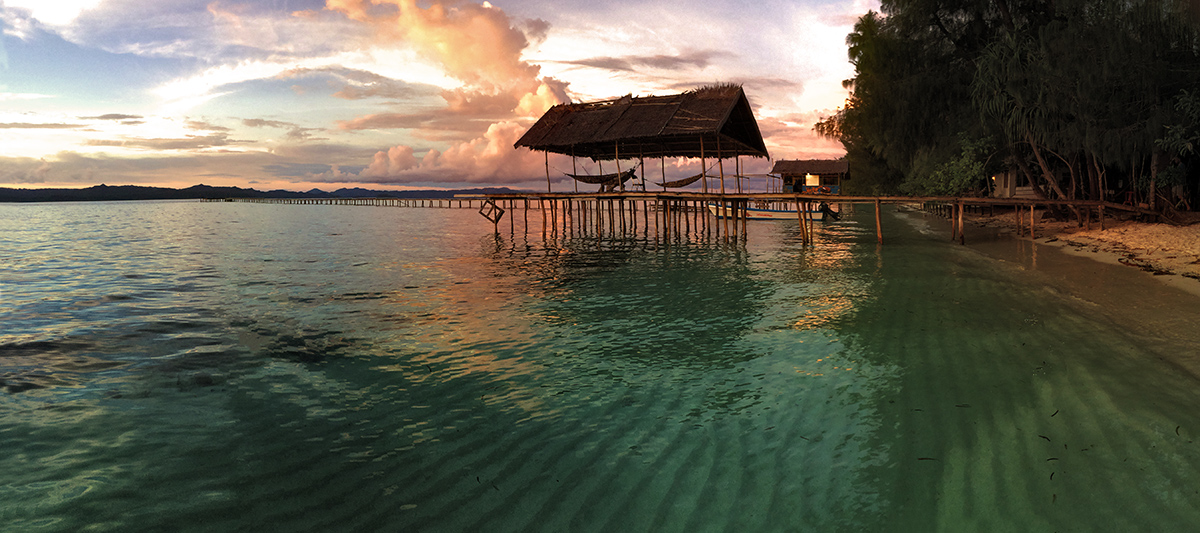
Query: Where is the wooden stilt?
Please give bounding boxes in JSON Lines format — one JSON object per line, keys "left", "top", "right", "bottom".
{"left": 1030, "top": 205, "right": 1036, "bottom": 239}
{"left": 958, "top": 200, "right": 965, "bottom": 245}
{"left": 875, "top": 199, "right": 883, "bottom": 245}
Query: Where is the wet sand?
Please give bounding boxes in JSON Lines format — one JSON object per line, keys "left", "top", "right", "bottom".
{"left": 901, "top": 205, "right": 1200, "bottom": 379}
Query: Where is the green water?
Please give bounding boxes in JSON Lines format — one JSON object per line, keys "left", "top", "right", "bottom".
{"left": 2, "top": 200, "right": 1199, "bottom": 532}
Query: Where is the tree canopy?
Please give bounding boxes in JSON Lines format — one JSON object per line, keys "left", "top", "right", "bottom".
{"left": 818, "top": 0, "right": 1200, "bottom": 210}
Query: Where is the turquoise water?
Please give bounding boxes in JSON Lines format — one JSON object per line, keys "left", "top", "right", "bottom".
{"left": 3, "top": 200, "right": 1200, "bottom": 532}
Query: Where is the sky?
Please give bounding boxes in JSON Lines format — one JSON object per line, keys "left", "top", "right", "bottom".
{"left": 0, "top": 0, "right": 877, "bottom": 191}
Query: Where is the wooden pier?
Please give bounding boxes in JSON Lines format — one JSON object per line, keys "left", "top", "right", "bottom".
{"left": 205, "top": 192, "right": 1160, "bottom": 245}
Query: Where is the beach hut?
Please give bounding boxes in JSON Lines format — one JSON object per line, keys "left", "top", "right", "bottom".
{"left": 770, "top": 159, "right": 849, "bottom": 194}
{"left": 514, "top": 84, "right": 769, "bottom": 192}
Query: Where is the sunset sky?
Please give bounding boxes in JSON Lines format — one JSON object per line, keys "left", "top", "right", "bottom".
{"left": 0, "top": 0, "right": 876, "bottom": 191}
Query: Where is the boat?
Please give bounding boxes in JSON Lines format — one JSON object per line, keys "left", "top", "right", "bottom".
{"left": 707, "top": 201, "right": 840, "bottom": 221}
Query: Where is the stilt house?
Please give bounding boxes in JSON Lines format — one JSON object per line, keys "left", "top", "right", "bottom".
{"left": 770, "top": 159, "right": 849, "bottom": 194}
{"left": 514, "top": 84, "right": 769, "bottom": 192}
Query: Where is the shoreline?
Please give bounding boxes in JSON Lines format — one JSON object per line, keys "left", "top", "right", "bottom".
{"left": 961, "top": 206, "right": 1200, "bottom": 296}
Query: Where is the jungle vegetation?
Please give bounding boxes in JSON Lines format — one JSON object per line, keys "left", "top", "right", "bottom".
{"left": 816, "top": 0, "right": 1200, "bottom": 214}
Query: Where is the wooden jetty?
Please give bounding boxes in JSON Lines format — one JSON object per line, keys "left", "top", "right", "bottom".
{"left": 205, "top": 192, "right": 1160, "bottom": 246}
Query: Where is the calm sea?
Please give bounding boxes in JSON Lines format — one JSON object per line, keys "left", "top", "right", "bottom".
{"left": 3, "top": 199, "right": 1200, "bottom": 532}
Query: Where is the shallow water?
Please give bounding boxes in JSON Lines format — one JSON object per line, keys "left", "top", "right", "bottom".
{"left": 2, "top": 200, "right": 1200, "bottom": 532}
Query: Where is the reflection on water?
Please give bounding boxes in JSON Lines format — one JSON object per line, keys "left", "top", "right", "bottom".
{"left": 2, "top": 200, "right": 1200, "bottom": 532}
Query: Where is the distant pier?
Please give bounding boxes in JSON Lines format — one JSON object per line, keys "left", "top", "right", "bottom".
{"left": 205, "top": 193, "right": 1161, "bottom": 245}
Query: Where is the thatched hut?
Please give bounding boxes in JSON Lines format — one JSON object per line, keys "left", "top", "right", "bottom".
{"left": 770, "top": 159, "right": 849, "bottom": 194}
{"left": 514, "top": 84, "right": 769, "bottom": 192}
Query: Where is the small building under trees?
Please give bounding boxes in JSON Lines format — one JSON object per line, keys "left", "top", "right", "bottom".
{"left": 770, "top": 159, "right": 849, "bottom": 193}
{"left": 513, "top": 84, "right": 769, "bottom": 192}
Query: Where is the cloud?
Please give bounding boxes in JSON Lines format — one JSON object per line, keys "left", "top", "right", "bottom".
{"left": 277, "top": 66, "right": 430, "bottom": 100}
{"left": 0, "top": 92, "right": 54, "bottom": 101}
{"left": 242, "top": 117, "right": 323, "bottom": 141}
{"left": 186, "top": 119, "right": 232, "bottom": 132}
{"left": 347, "top": 120, "right": 545, "bottom": 184}
{"left": 561, "top": 50, "right": 731, "bottom": 73}
{"left": 85, "top": 133, "right": 240, "bottom": 150}
{"left": 0, "top": 122, "right": 84, "bottom": 129}
{"left": 0, "top": 156, "right": 53, "bottom": 183}
{"left": 325, "top": 0, "right": 570, "bottom": 117}
{"left": 79, "top": 113, "right": 144, "bottom": 120}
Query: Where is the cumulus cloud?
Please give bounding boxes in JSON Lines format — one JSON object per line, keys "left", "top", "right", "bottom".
{"left": 352, "top": 121, "right": 545, "bottom": 184}
{"left": 321, "top": 0, "right": 573, "bottom": 183}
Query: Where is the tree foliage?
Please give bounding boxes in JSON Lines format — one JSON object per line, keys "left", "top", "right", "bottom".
{"left": 817, "top": 0, "right": 1200, "bottom": 209}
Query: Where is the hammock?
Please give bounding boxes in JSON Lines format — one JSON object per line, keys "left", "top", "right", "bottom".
{"left": 656, "top": 173, "right": 704, "bottom": 188}
{"left": 565, "top": 168, "right": 637, "bottom": 185}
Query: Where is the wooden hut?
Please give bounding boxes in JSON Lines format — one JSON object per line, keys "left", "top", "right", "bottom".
{"left": 514, "top": 84, "right": 769, "bottom": 192}
{"left": 770, "top": 159, "right": 849, "bottom": 194}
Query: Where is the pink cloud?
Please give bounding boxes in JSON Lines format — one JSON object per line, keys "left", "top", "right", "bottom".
{"left": 359, "top": 121, "right": 546, "bottom": 184}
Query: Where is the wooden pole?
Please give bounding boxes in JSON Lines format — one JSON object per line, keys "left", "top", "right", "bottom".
{"left": 796, "top": 197, "right": 808, "bottom": 244}
{"left": 661, "top": 155, "right": 667, "bottom": 191}
{"left": 1099, "top": 204, "right": 1105, "bottom": 230}
{"left": 1030, "top": 205, "right": 1036, "bottom": 239}
{"left": 717, "top": 136, "right": 726, "bottom": 196}
{"left": 951, "top": 202, "right": 958, "bottom": 242}
{"left": 875, "top": 199, "right": 883, "bottom": 245}
{"left": 957, "top": 200, "right": 965, "bottom": 245}
{"left": 545, "top": 152, "right": 551, "bottom": 193}
{"left": 700, "top": 136, "right": 707, "bottom": 193}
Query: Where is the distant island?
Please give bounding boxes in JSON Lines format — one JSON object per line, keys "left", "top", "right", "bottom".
{"left": 0, "top": 184, "right": 524, "bottom": 203}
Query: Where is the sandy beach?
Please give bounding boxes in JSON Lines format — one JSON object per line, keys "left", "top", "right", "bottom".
{"left": 965, "top": 207, "right": 1200, "bottom": 286}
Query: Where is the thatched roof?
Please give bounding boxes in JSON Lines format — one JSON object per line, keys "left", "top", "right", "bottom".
{"left": 514, "top": 84, "right": 769, "bottom": 161}
{"left": 770, "top": 159, "right": 849, "bottom": 176}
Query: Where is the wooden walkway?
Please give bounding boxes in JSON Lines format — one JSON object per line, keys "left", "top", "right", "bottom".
{"left": 206, "top": 192, "right": 1158, "bottom": 245}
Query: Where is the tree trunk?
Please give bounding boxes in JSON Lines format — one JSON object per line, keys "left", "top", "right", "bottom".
{"left": 1013, "top": 147, "right": 1048, "bottom": 199}
{"left": 1150, "top": 151, "right": 1159, "bottom": 212}
{"left": 1028, "top": 135, "right": 1069, "bottom": 200}
{"left": 1086, "top": 152, "right": 1100, "bottom": 201}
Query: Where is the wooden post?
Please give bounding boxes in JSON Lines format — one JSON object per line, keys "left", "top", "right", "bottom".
{"left": 571, "top": 150, "right": 579, "bottom": 193}
{"left": 796, "top": 197, "right": 808, "bottom": 244}
{"left": 545, "top": 152, "right": 551, "bottom": 193}
{"left": 1029, "top": 205, "right": 1036, "bottom": 239}
{"left": 958, "top": 200, "right": 965, "bottom": 245}
{"left": 951, "top": 202, "right": 958, "bottom": 242}
{"left": 1099, "top": 204, "right": 1105, "bottom": 230}
{"left": 700, "top": 136, "right": 707, "bottom": 194}
{"left": 717, "top": 136, "right": 726, "bottom": 196}
{"left": 875, "top": 199, "right": 883, "bottom": 245}
{"left": 661, "top": 156, "right": 667, "bottom": 191}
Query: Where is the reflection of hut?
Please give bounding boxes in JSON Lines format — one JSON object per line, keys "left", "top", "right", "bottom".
{"left": 514, "top": 84, "right": 769, "bottom": 192}
{"left": 770, "top": 159, "right": 848, "bottom": 194}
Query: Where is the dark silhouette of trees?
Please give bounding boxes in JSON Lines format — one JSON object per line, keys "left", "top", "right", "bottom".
{"left": 819, "top": 0, "right": 1200, "bottom": 211}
